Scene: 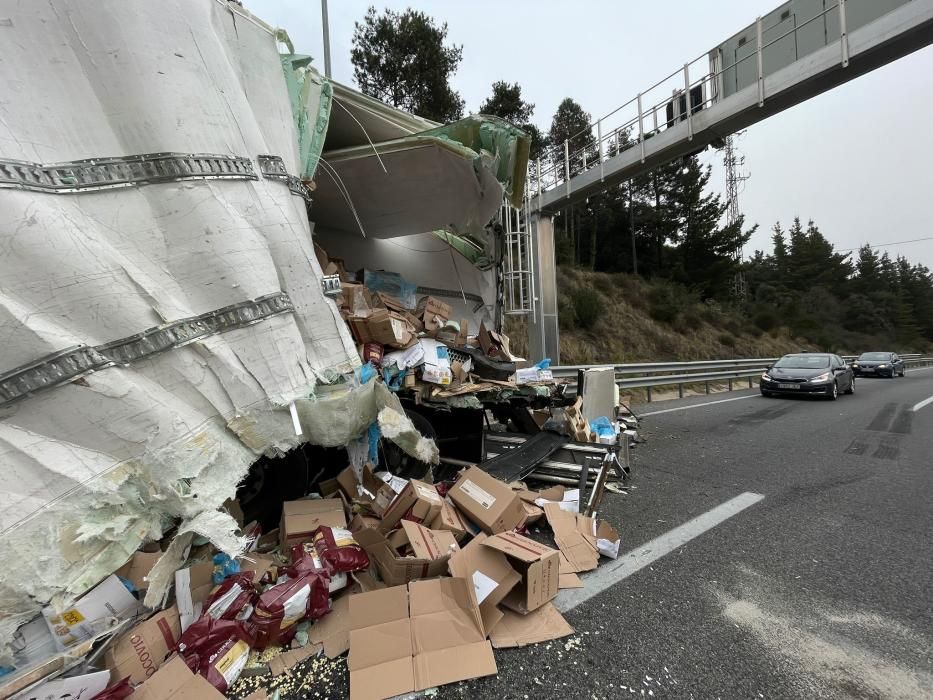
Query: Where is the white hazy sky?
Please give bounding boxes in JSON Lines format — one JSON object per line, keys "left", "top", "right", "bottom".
{"left": 247, "top": 0, "right": 933, "bottom": 269}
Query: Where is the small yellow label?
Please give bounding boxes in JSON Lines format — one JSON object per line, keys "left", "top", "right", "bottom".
{"left": 61, "top": 609, "right": 85, "bottom": 625}
{"left": 216, "top": 640, "right": 249, "bottom": 675}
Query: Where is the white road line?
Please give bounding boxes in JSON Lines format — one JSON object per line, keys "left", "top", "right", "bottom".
{"left": 555, "top": 492, "right": 766, "bottom": 612}
{"left": 639, "top": 393, "right": 761, "bottom": 417}
{"left": 913, "top": 396, "right": 933, "bottom": 412}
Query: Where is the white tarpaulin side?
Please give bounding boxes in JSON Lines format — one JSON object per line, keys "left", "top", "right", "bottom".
{"left": 0, "top": 0, "right": 383, "bottom": 651}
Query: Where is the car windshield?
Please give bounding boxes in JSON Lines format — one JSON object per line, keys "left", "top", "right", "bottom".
{"left": 774, "top": 355, "right": 830, "bottom": 369}
{"left": 858, "top": 352, "right": 891, "bottom": 361}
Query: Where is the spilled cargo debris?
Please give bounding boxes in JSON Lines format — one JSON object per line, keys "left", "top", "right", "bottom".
{"left": 0, "top": 0, "right": 640, "bottom": 698}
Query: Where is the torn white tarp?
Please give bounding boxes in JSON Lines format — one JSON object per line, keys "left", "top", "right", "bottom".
{"left": 0, "top": 0, "right": 421, "bottom": 657}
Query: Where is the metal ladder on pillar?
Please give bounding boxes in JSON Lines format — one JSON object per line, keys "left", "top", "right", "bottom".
{"left": 501, "top": 197, "right": 535, "bottom": 316}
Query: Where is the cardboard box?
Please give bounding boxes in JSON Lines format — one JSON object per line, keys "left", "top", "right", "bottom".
{"left": 478, "top": 322, "right": 511, "bottom": 360}
{"left": 377, "top": 479, "right": 443, "bottom": 533}
{"left": 308, "top": 594, "right": 351, "bottom": 658}
{"left": 392, "top": 520, "right": 459, "bottom": 560}
{"left": 280, "top": 498, "right": 347, "bottom": 549}
{"left": 354, "top": 527, "right": 452, "bottom": 587}
{"left": 520, "top": 500, "right": 545, "bottom": 525}
{"left": 132, "top": 655, "right": 225, "bottom": 700}
{"left": 348, "top": 309, "right": 416, "bottom": 348}
{"left": 429, "top": 499, "right": 469, "bottom": 542}
{"left": 42, "top": 575, "right": 142, "bottom": 650}
{"left": 447, "top": 533, "right": 521, "bottom": 636}
{"left": 337, "top": 465, "right": 395, "bottom": 517}
{"left": 415, "top": 296, "right": 452, "bottom": 333}
{"left": 104, "top": 605, "right": 181, "bottom": 685}
{"left": 174, "top": 562, "right": 215, "bottom": 633}
{"left": 349, "top": 513, "right": 382, "bottom": 534}
{"left": 347, "top": 579, "right": 496, "bottom": 700}
{"left": 448, "top": 467, "right": 525, "bottom": 535}
{"left": 115, "top": 547, "right": 162, "bottom": 591}
{"left": 482, "top": 532, "right": 559, "bottom": 614}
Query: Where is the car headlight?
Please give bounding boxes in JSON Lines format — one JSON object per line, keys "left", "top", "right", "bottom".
{"left": 810, "top": 372, "right": 831, "bottom": 382}
{"left": 761, "top": 372, "right": 772, "bottom": 381}
{"left": 878, "top": 364, "right": 889, "bottom": 368}
{"left": 852, "top": 363, "right": 859, "bottom": 367}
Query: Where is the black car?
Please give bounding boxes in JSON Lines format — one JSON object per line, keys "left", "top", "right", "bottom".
{"left": 851, "top": 352, "right": 905, "bottom": 378}
{"left": 760, "top": 353, "right": 855, "bottom": 400}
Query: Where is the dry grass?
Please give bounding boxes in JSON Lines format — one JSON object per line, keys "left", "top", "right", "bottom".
{"left": 505, "top": 267, "right": 803, "bottom": 364}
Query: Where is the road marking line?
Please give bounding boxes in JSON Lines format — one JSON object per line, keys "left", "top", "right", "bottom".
{"left": 913, "top": 396, "right": 933, "bottom": 412}
{"left": 639, "top": 393, "right": 761, "bottom": 417}
{"left": 555, "top": 492, "right": 765, "bottom": 612}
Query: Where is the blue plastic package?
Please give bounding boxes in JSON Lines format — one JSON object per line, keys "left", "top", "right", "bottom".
{"left": 212, "top": 552, "right": 241, "bottom": 584}
{"left": 363, "top": 269, "right": 417, "bottom": 309}
{"left": 589, "top": 416, "right": 617, "bottom": 441}
{"left": 359, "top": 363, "right": 377, "bottom": 384}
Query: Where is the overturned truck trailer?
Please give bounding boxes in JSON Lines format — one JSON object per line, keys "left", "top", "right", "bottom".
{"left": 0, "top": 0, "right": 531, "bottom": 656}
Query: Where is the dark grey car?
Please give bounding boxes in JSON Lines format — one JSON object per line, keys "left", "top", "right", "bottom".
{"left": 760, "top": 353, "right": 855, "bottom": 400}
{"left": 851, "top": 352, "right": 905, "bottom": 378}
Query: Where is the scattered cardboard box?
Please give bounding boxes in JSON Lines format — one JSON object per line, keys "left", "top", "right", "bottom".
{"left": 393, "top": 520, "right": 459, "bottom": 561}
{"left": 429, "top": 498, "right": 469, "bottom": 541}
{"left": 174, "top": 562, "right": 215, "bottom": 633}
{"left": 482, "top": 532, "right": 559, "bottom": 614}
{"left": 349, "top": 513, "right": 382, "bottom": 534}
{"left": 115, "top": 547, "right": 162, "bottom": 592}
{"left": 354, "top": 527, "right": 453, "bottom": 587}
{"left": 267, "top": 644, "right": 322, "bottom": 676}
{"left": 447, "top": 533, "right": 521, "bottom": 636}
{"left": 347, "top": 579, "right": 496, "bottom": 700}
{"left": 377, "top": 479, "right": 443, "bottom": 533}
{"left": 478, "top": 322, "right": 511, "bottom": 360}
{"left": 132, "top": 655, "right": 225, "bottom": 700}
{"left": 337, "top": 465, "right": 395, "bottom": 517}
{"left": 488, "top": 603, "right": 574, "bottom": 649}
{"left": 348, "top": 309, "right": 416, "bottom": 348}
{"left": 415, "top": 296, "right": 452, "bottom": 333}
{"left": 104, "top": 605, "right": 181, "bottom": 685}
{"left": 237, "top": 553, "right": 279, "bottom": 585}
{"left": 308, "top": 594, "right": 351, "bottom": 658}
{"left": 558, "top": 552, "right": 584, "bottom": 589}
{"left": 280, "top": 498, "right": 347, "bottom": 549}
{"left": 520, "top": 500, "right": 545, "bottom": 525}
{"left": 448, "top": 467, "right": 525, "bottom": 535}
{"left": 543, "top": 504, "right": 599, "bottom": 573}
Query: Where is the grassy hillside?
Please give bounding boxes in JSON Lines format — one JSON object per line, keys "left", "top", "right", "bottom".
{"left": 507, "top": 267, "right": 806, "bottom": 364}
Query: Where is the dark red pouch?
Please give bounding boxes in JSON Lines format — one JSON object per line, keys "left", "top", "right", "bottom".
{"left": 249, "top": 571, "right": 330, "bottom": 649}
{"left": 312, "top": 526, "right": 369, "bottom": 573}
{"left": 177, "top": 616, "right": 255, "bottom": 693}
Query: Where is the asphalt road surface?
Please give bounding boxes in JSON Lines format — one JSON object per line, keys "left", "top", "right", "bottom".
{"left": 240, "top": 368, "right": 933, "bottom": 700}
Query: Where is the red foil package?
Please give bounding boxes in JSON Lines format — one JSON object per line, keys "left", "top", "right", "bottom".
{"left": 178, "top": 616, "right": 255, "bottom": 693}
{"left": 290, "top": 542, "right": 348, "bottom": 594}
{"left": 201, "top": 573, "right": 257, "bottom": 621}
{"left": 250, "top": 571, "right": 330, "bottom": 649}
{"left": 312, "top": 526, "right": 369, "bottom": 573}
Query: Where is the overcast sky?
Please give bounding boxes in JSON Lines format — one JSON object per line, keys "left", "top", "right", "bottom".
{"left": 248, "top": 0, "right": 933, "bottom": 269}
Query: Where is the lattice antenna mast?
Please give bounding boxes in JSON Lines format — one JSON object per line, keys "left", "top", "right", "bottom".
{"left": 723, "top": 132, "right": 750, "bottom": 298}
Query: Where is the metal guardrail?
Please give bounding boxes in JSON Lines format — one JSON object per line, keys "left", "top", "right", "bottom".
{"left": 554, "top": 355, "right": 932, "bottom": 402}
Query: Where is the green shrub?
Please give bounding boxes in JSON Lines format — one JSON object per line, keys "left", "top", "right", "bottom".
{"left": 682, "top": 311, "right": 703, "bottom": 330}
{"left": 753, "top": 310, "right": 777, "bottom": 331}
{"left": 572, "top": 288, "right": 601, "bottom": 330}
{"left": 719, "top": 333, "right": 737, "bottom": 347}
{"left": 558, "top": 295, "right": 576, "bottom": 330}
{"left": 647, "top": 285, "right": 681, "bottom": 324}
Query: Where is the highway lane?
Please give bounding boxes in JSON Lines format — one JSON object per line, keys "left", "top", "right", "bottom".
{"left": 453, "top": 370, "right": 933, "bottom": 699}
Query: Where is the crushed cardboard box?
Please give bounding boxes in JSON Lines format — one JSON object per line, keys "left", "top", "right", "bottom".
{"left": 347, "top": 579, "right": 496, "bottom": 700}
{"left": 429, "top": 498, "right": 470, "bottom": 541}
{"left": 482, "top": 532, "right": 559, "bottom": 614}
{"left": 308, "top": 595, "right": 352, "bottom": 659}
{"left": 354, "top": 526, "right": 454, "bottom": 587}
{"left": 488, "top": 603, "right": 574, "bottom": 649}
{"left": 447, "top": 533, "right": 520, "bottom": 636}
{"left": 389, "top": 520, "right": 460, "bottom": 561}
